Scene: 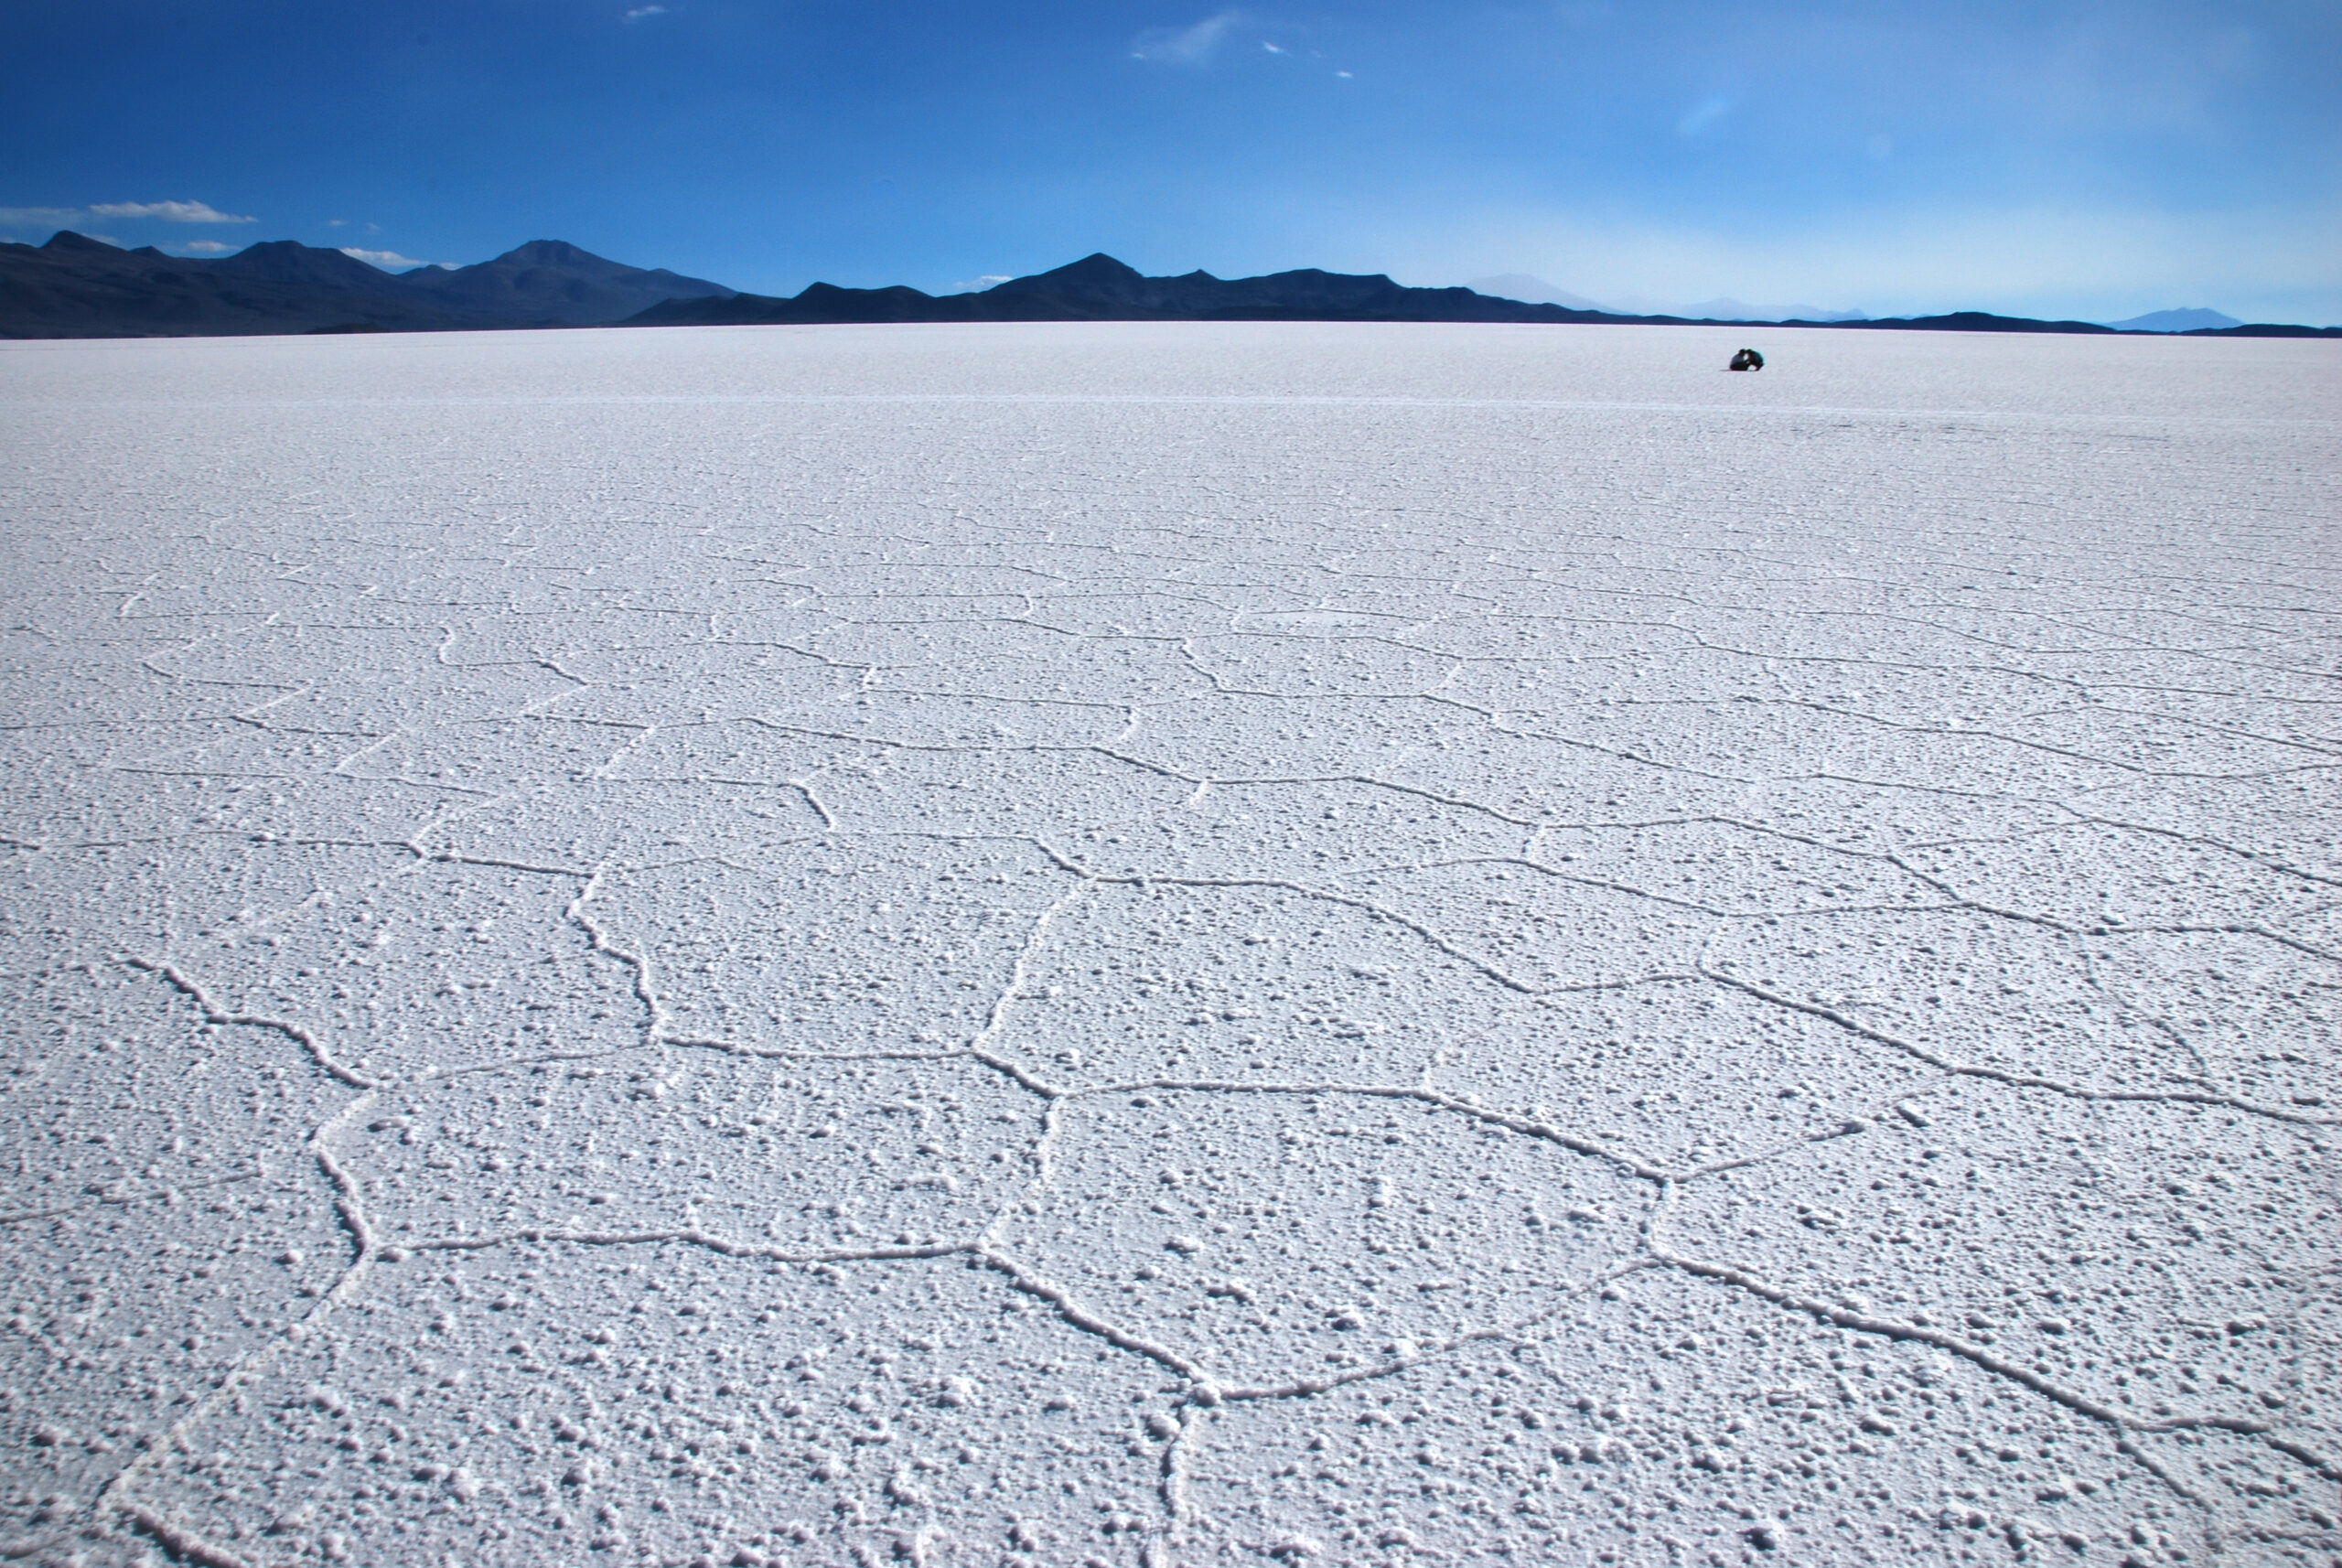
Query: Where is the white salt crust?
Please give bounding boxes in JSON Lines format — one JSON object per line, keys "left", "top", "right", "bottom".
{"left": 0, "top": 323, "right": 2336, "bottom": 1565}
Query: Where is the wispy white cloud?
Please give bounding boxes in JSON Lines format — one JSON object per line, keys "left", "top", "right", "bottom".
{"left": 180, "top": 240, "right": 236, "bottom": 254}
{"left": 340, "top": 246, "right": 442, "bottom": 271}
{"left": 951, "top": 274, "right": 1014, "bottom": 293}
{"left": 2, "top": 200, "right": 254, "bottom": 235}
{"left": 1676, "top": 96, "right": 1733, "bottom": 137}
{"left": 624, "top": 5, "right": 668, "bottom": 19}
{"left": 1132, "top": 12, "right": 1241, "bottom": 66}
{"left": 89, "top": 199, "right": 256, "bottom": 223}
{"left": 0, "top": 206, "right": 85, "bottom": 230}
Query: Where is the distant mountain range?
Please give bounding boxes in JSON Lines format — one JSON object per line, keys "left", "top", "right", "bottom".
{"left": 3, "top": 232, "right": 2334, "bottom": 339}
{"left": 0, "top": 233, "right": 732, "bottom": 338}
{"left": 1462, "top": 280, "right": 2264, "bottom": 333}
{"left": 630, "top": 254, "right": 2337, "bottom": 337}
{"left": 628, "top": 252, "right": 2138, "bottom": 333}
{"left": 2102, "top": 307, "right": 2243, "bottom": 332}
{"left": 1467, "top": 274, "right": 1872, "bottom": 323}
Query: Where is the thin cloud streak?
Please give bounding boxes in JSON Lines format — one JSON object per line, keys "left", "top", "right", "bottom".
{"left": 0, "top": 206, "right": 85, "bottom": 230}
{"left": 88, "top": 199, "right": 255, "bottom": 223}
{"left": 2, "top": 200, "right": 256, "bottom": 234}
{"left": 1675, "top": 96, "right": 1733, "bottom": 136}
{"left": 1132, "top": 12, "right": 1241, "bottom": 66}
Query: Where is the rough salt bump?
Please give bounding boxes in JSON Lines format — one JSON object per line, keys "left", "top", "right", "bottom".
{"left": 0, "top": 322, "right": 2336, "bottom": 1567}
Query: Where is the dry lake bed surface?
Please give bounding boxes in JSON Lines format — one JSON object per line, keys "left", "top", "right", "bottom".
{"left": 1, "top": 322, "right": 2337, "bottom": 1567}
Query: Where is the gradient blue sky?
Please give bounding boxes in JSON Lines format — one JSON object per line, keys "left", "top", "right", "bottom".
{"left": 4, "top": 1, "right": 2337, "bottom": 322}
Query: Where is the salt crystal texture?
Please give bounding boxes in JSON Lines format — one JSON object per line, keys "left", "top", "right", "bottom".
{"left": 0, "top": 322, "right": 2337, "bottom": 1564}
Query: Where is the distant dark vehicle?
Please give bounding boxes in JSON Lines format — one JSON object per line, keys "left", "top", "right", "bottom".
{"left": 1729, "top": 348, "right": 1765, "bottom": 371}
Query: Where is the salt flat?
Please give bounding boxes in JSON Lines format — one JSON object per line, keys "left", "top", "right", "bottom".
{"left": 1, "top": 322, "right": 2337, "bottom": 1567}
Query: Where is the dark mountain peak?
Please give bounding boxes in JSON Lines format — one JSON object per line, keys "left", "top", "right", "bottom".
{"left": 43, "top": 231, "right": 119, "bottom": 253}
{"left": 798, "top": 281, "right": 934, "bottom": 301}
{"left": 398, "top": 238, "right": 735, "bottom": 324}
{"left": 494, "top": 240, "right": 597, "bottom": 267}
{"left": 222, "top": 240, "right": 348, "bottom": 270}
{"left": 456, "top": 240, "right": 725, "bottom": 288}
{"left": 1266, "top": 267, "right": 1398, "bottom": 288}
{"left": 210, "top": 240, "right": 407, "bottom": 290}
{"left": 1059, "top": 252, "right": 1145, "bottom": 280}
{"left": 993, "top": 253, "right": 1146, "bottom": 294}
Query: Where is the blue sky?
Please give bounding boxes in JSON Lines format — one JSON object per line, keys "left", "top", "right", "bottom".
{"left": 3, "top": 1, "right": 2337, "bottom": 322}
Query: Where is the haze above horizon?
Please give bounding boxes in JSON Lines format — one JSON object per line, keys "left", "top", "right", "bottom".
{"left": 3, "top": 1, "right": 2336, "bottom": 326}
